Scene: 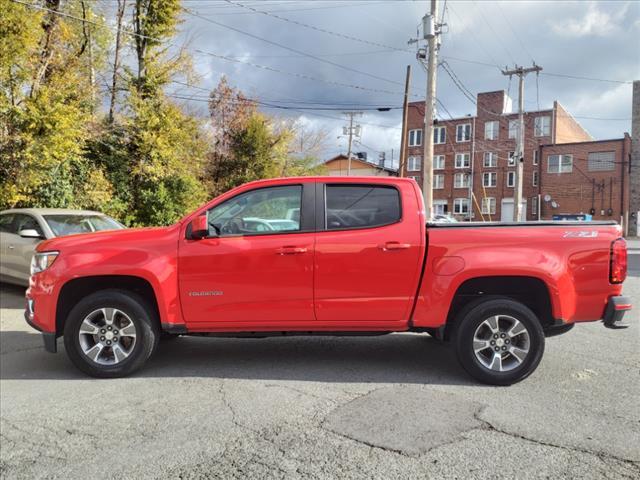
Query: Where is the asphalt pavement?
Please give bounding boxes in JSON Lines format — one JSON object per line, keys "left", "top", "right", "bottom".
{"left": 1, "top": 274, "right": 639, "bottom": 479}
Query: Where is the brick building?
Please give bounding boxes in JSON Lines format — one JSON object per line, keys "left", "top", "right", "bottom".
{"left": 402, "top": 90, "right": 631, "bottom": 226}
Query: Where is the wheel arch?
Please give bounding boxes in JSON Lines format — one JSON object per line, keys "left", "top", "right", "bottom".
{"left": 443, "top": 275, "right": 555, "bottom": 340}
{"left": 56, "top": 275, "right": 161, "bottom": 336}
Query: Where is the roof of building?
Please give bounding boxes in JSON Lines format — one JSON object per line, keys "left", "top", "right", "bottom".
{"left": 324, "top": 154, "right": 398, "bottom": 173}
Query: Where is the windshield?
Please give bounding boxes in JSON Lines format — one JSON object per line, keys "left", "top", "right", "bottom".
{"left": 43, "top": 215, "right": 124, "bottom": 237}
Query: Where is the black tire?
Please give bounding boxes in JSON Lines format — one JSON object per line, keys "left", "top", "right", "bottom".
{"left": 63, "top": 289, "right": 159, "bottom": 378}
{"left": 454, "top": 297, "right": 545, "bottom": 386}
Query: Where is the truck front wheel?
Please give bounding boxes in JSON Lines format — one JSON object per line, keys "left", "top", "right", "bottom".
{"left": 63, "top": 290, "right": 159, "bottom": 378}
{"left": 454, "top": 298, "right": 545, "bottom": 386}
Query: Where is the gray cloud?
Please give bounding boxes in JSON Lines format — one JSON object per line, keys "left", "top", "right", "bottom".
{"left": 167, "top": 0, "right": 639, "bottom": 162}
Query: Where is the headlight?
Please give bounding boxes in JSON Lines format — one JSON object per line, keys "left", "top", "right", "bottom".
{"left": 30, "top": 251, "right": 59, "bottom": 275}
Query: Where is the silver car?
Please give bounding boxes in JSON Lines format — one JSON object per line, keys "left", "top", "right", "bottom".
{"left": 0, "top": 208, "right": 124, "bottom": 286}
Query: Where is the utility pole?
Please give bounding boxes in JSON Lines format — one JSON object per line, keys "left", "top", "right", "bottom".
{"left": 343, "top": 112, "right": 362, "bottom": 176}
{"left": 399, "top": 65, "right": 412, "bottom": 177}
{"left": 501, "top": 63, "right": 542, "bottom": 221}
{"left": 409, "top": 0, "right": 442, "bottom": 218}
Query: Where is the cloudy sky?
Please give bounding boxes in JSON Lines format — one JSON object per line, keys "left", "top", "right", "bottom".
{"left": 162, "top": 0, "right": 640, "bottom": 165}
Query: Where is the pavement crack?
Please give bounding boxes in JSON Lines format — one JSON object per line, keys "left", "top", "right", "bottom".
{"left": 473, "top": 406, "right": 640, "bottom": 472}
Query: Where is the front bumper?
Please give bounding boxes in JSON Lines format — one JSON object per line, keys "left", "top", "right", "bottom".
{"left": 603, "top": 296, "right": 632, "bottom": 329}
{"left": 24, "top": 309, "right": 57, "bottom": 353}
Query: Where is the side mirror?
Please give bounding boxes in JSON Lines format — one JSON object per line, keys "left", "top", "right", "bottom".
{"left": 189, "top": 214, "right": 209, "bottom": 240}
{"left": 19, "top": 229, "right": 42, "bottom": 239}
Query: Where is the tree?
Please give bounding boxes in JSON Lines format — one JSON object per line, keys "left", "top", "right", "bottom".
{"left": 206, "top": 78, "right": 326, "bottom": 195}
{"left": 0, "top": 0, "right": 111, "bottom": 210}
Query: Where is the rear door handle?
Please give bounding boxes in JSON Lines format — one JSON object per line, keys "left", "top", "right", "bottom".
{"left": 379, "top": 242, "right": 411, "bottom": 251}
{"left": 276, "top": 246, "right": 308, "bottom": 255}
{"left": 8, "top": 245, "right": 14, "bottom": 250}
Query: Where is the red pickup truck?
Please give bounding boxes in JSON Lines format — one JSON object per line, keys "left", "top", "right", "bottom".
{"left": 25, "top": 177, "right": 631, "bottom": 384}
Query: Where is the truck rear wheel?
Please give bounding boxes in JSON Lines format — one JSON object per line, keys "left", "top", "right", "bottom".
{"left": 454, "top": 298, "right": 545, "bottom": 386}
{"left": 63, "top": 290, "right": 159, "bottom": 378}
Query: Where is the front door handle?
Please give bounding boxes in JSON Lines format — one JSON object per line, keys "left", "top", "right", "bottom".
{"left": 276, "top": 246, "right": 308, "bottom": 255}
{"left": 8, "top": 245, "right": 14, "bottom": 250}
{"left": 379, "top": 242, "right": 411, "bottom": 251}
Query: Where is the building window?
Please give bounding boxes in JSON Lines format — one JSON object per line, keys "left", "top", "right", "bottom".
{"left": 534, "top": 116, "right": 551, "bottom": 137}
{"left": 408, "top": 129, "right": 422, "bottom": 147}
{"left": 532, "top": 170, "right": 539, "bottom": 187}
{"left": 508, "top": 119, "right": 519, "bottom": 139}
{"left": 454, "top": 198, "right": 470, "bottom": 214}
{"left": 483, "top": 172, "right": 497, "bottom": 187}
{"left": 507, "top": 171, "right": 516, "bottom": 187}
{"left": 456, "top": 123, "right": 471, "bottom": 142}
{"left": 508, "top": 151, "right": 516, "bottom": 166}
{"left": 409, "top": 176, "right": 420, "bottom": 184}
{"left": 434, "top": 200, "right": 448, "bottom": 215}
{"left": 531, "top": 196, "right": 538, "bottom": 215}
{"left": 483, "top": 152, "right": 497, "bottom": 168}
{"left": 588, "top": 151, "right": 615, "bottom": 171}
{"left": 433, "top": 126, "right": 446, "bottom": 144}
{"left": 407, "top": 155, "right": 422, "bottom": 172}
{"left": 455, "top": 153, "right": 470, "bottom": 168}
{"left": 434, "top": 174, "right": 445, "bottom": 189}
{"left": 481, "top": 197, "right": 496, "bottom": 215}
{"left": 533, "top": 150, "right": 539, "bottom": 165}
{"left": 484, "top": 121, "right": 499, "bottom": 140}
{"left": 548, "top": 154, "right": 573, "bottom": 173}
{"left": 454, "top": 172, "right": 470, "bottom": 188}
{"left": 434, "top": 155, "right": 445, "bottom": 170}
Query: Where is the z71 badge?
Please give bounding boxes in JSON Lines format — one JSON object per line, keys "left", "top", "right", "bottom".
{"left": 563, "top": 230, "right": 598, "bottom": 238}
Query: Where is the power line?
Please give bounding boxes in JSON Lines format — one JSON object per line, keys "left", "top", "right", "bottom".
{"left": 493, "top": 2, "right": 535, "bottom": 63}
{"left": 471, "top": 0, "right": 516, "bottom": 64}
{"left": 11, "top": 0, "right": 407, "bottom": 99}
{"left": 223, "top": 0, "right": 409, "bottom": 52}
{"left": 184, "top": 7, "right": 405, "bottom": 87}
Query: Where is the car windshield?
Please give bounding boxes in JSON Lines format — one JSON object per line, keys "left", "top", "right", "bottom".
{"left": 43, "top": 215, "right": 123, "bottom": 237}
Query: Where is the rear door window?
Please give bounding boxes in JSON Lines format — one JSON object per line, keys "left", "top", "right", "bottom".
{"left": 325, "top": 185, "right": 401, "bottom": 230}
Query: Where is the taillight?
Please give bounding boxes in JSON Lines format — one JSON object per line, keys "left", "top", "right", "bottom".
{"left": 610, "top": 238, "right": 627, "bottom": 284}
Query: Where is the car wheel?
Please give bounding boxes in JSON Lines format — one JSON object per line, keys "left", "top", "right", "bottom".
{"left": 63, "top": 289, "right": 159, "bottom": 378}
{"left": 454, "top": 297, "right": 545, "bottom": 386}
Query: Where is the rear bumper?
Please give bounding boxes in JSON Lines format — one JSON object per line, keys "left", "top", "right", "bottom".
{"left": 603, "top": 296, "right": 632, "bottom": 329}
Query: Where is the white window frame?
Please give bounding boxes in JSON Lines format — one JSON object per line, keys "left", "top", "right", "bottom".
{"left": 433, "top": 126, "right": 446, "bottom": 145}
{"left": 408, "top": 175, "right": 420, "bottom": 184}
{"left": 455, "top": 153, "right": 470, "bottom": 168}
{"left": 453, "top": 198, "right": 470, "bottom": 214}
{"left": 507, "top": 171, "right": 516, "bottom": 188}
{"left": 483, "top": 172, "right": 497, "bottom": 187}
{"left": 481, "top": 197, "right": 496, "bottom": 215}
{"left": 456, "top": 123, "right": 471, "bottom": 143}
{"left": 531, "top": 196, "right": 538, "bottom": 215}
{"left": 408, "top": 129, "right": 422, "bottom": 147}
{"left": 407, "top": 155, "right": 422, "bottom": 172}
{"left": 532, "top": 170, "right": 539, "bottom": 187}
{"left": 508, "top": 119, "right": 519, "bottom": 139}
{"left": 508, "top": 151, "right": 516, "bottom": 166}
{"left": 548, "top": 154, "right": 573, "bottom": 174}
{"left": 433, "top": 173, "right": 445, "bottom": 189}
{"left": 433, "top": 155, "right": 445, "bottom": 170}
{"left": 484, "top": 121, "right": 499, "bottom": 140}
{"left": 483, "top": 152, "right": 497, "bottom": 168}
{"left": 454, "top": 172, "right": 470, "bottom": 189}
{"left": 433, "top": 200, "right": 448, "bottom": 215}
{"left": 533, "top": 150, "right": 539, "bottom": 165}
{"left": 534, "top": 116, "right": 551, "bottom": 137}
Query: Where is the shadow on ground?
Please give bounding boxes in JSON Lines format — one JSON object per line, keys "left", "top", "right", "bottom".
{"left": 0, "top": 283, "right": 26, "bottom": 309}
{"left": 0, "top": 330, "right": 475, "bottom": 386}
